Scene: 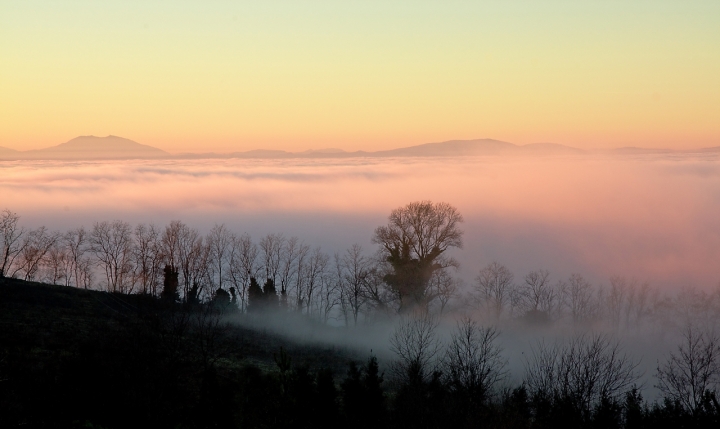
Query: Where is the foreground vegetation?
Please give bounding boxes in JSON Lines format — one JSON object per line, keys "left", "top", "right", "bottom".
{"left": 3, "top": 202, "right": 720, "bottom": 427}
{"left": 2, "top": 278, "right": 720, "bottom": 429}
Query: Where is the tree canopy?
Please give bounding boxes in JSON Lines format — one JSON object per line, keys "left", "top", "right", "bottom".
{"left": 373, "top": 201, "right": 463, "bottom": 312}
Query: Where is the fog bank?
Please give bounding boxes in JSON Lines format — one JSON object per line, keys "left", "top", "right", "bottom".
{"left": 2, "top": 154, "right": 719, "bottom": 289}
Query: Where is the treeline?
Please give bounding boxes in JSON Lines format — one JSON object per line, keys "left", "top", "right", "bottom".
{"left": 3, "top": 206, "right": 720, "bottom": 334}
{"left": 0, "top": 209, "right": 389, "bottom": 325}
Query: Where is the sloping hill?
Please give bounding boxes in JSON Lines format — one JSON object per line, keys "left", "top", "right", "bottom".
{"left": 371, "top": 139, "right": 516, "bottom": 157}
{"left": 18, "top": 135, "right": 168, "bottom": 159}
{"left": 369, "top": 139, "right": 584, "bottom": 157}
{"left": 0, "top": 146, "right": 18, "bottom": 155}
{"left": 0, "top": 277, "right": 359, "bottom": 427}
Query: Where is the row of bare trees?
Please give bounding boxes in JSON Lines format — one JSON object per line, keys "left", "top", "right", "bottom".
{"left": 389, "top": 315, "right": 640, "bottom": 407}
{"left": 1, "top": 201, "right": 472, "bottom": 322}
{"left": 5, "top": 204, "right": 720, "bottom": 330}
{"left": 1, "top": 209, "right": 414, "bottom": 324}
{"left": 470, "top": 261, "right": 720, "bottom": 334}
{"left": 390, "top": 313, "right": 720, "bottom": 418}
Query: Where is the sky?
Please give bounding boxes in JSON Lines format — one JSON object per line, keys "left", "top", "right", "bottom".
{"left": 2, "top": 1, "right": 719, "bottom": 153}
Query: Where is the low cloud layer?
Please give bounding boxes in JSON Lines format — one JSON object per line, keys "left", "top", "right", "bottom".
{"left": 2, "top": 154, "right": 719, "bottom": 289}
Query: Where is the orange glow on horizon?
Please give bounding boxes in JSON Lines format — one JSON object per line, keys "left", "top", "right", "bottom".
{"left": 1, "top": 2, "right": 719, "bottom": 153}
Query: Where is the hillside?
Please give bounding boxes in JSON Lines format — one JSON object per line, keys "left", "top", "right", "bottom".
{"left": 0, "top": 278, "right": 358, "bottom": 428}
{"left": 13, "top": 135, "right": 169, "bottom": 160}
{"left": 0, "top": 146, "right": 18, "bottom": 156}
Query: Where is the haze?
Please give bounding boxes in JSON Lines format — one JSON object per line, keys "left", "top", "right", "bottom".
{"left": 3, "top": 153, "right": 719, "bottom": 290}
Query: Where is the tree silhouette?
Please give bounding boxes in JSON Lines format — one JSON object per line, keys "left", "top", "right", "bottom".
{"left": 263, "top": 278, "right": 279, "bottom": 307}
{"left": 373, "top": 201, "right": 463, "bottom": 312}
{"left": 161, "top": 265, "right": 179, "bottom": 302}
{"left": 656, "top": 326, "right": 720, "bottom": 415}
{"left": 342, "top": 356, "right": 387, "bottom": 428}
{"left": 0, "top": 209, "right": 24, "bottom": 278}
{"left": 247, "top": 277, "right": 264, "bottom": 312}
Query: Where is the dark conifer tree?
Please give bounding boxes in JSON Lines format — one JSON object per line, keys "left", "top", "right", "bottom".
{"left": 229, "top": 287, "right": 237, "bottom": 305}
{"left": 212, "top": 287, "right": 230, "bottom": 309}
{"left": 247, "top": 277, "right": 264, "bottom": 312}
{"left": 342, "top": 357, "right": 388, "bottom": 429}
{"left": 186, "top": 282, "right": 200, "bottom": 306}
{"left": 316, "top": 368, "right": 339, "bottom": 427}
{"left": 161, "top": 265, "right": 179, "bottom": 302}
{"left": 263, "top": 278, "right": 279, "bottom": 307}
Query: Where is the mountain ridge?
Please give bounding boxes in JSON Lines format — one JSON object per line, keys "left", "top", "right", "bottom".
{"left": 1, "top": 136, "right": 717, "bottom": 160}
{"left": 10, "top": 135, "right": 168, "bottom": 160}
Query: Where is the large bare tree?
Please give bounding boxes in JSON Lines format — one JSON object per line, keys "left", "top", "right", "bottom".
{"left": 443, "top": 318, "right": 507, "bottom": 399}
{"left": 133, "top": 223, "right": 164, "bottom": 296}
{"left": 560, "top": 273, "right": 597, "bottom": 323}
{"left": 0, "top": 209, "right": 25, "bottom": 278}
{"left": 525, "top": 334, "right": 639, "bottom": 414}
{"left": 90, "top": 220, "right": 134, "bottom": 293}
{"left": 300, "top": 246, "right": 329, "bottom": 318}
{"left": 225, "top": 232, "right": 258, "bottom": 312}
{"left": 13, "top": 227, "right": 59, "bottom": 281}
{"left": 259, "top": 233, "right": 285, "bottom": 286}
{"left": 373, "top": 201, "right": 463, "bottom": 312}
{"left": 43, "top": 239, "right": 71, "bottom": 285}
{"left": 207, "top": 223, "right": 232, "bottom": 291}
{"left": 513, "top": 269, "right": 558, "bottom": 321}
{"left": 336, "top": 244, "right": 371, "bottom": 326}
{"left": 389, "top": 313, "right": 443, "bottom": 383}
{"left": 656, "top": 326, "right": 720, "bottom": 415}
{"left": 65, "top": 227, "right": 88, "bottom": 288}
{"left": 474, "top": 262, "right": 514, "bottom": 320}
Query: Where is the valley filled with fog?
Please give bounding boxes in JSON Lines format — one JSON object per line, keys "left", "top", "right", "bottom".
{"left": 2, "top": 153, "right": 719, "bottom": 290}
{"left": 4, "top": 152, "right": 720, "bottom": 426}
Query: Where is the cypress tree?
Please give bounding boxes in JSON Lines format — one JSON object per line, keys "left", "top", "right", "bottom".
{"left": 247, "top": 277, "right": 264, "bottom": 312}
{"left": 263, "top": 278, "right": 279, "bottom": 307}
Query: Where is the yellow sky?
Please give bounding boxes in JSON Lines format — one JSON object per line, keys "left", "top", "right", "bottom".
{"left": 1, "top": 1, "right": 719, "bottom": 153}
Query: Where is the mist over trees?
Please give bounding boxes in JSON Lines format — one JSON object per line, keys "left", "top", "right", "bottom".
{"left": 3, "top": 202, "right": 720, "bottom": 427}
{"left": 3, "top": 202, "right": 720, "bottom": 337}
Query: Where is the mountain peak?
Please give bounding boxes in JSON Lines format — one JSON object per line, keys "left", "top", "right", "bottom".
{"left": 13, "top": 135, "right": 169, "bottom": 160}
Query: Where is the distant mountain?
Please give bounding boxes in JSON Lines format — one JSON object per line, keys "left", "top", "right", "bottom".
{"left": 366, "top": 139, "right": 585, "bottom": 157}
{"left": 370, "top": 139, "right": 515, "bottom": 157}
{"left": 520, "top": 142, "right": 586, "bottom": 154}
{"left": 176, "top": 139, "right": 583, "bottom": 160}
{"left": 0, "top": 136, "right": 584, "bottom": 160}
{"left": 0, "top": 136, "right": 168, "bottom": 160}
{"left": 4, "top": 135, "right": 715, "bottom": 161}
{"left": 0, "top": 146, "right": 19, "bottom": 156}
{"left": 300, "top": 148, "right": 346, "bottom": 154}
{"left": 608, "top": 147, "right": 676, "bottom": 155}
